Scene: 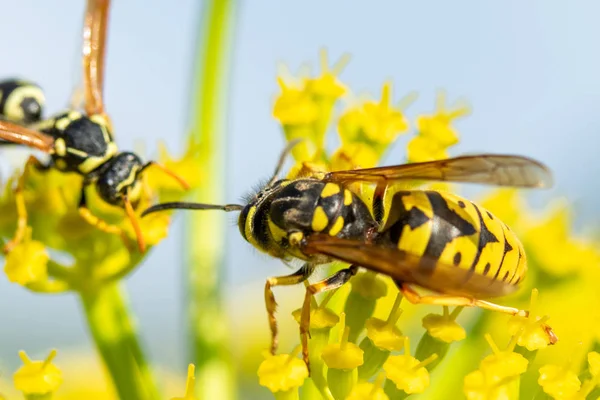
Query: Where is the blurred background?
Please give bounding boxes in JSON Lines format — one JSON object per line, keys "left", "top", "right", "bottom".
{"left": 0, "top": 0, "right": 598, "bottom": 391}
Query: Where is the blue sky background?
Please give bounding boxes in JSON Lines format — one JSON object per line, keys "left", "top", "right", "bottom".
{"left": 0, "top": 0, "right": 598, "bottom": 373}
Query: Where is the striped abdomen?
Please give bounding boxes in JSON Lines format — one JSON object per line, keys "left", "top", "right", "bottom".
{"left": 380, "top": 190, "right": 526, "bottom": 286}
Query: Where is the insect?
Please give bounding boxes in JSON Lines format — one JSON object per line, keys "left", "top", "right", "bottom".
{"left": 0, "top": 0, "right": 188, "bottom": 253}
{"left": 142, "top": 141, "right": 555, "bottom": 367}
{"left": 0, "top": 79, "right": 45, "bottom": 125}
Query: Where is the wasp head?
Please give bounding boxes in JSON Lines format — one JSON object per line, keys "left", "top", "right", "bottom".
{"left": 95, "top": 151, "right": 144, "bottom": 206}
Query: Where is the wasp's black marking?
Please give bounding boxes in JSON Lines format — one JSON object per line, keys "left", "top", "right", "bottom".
{"left": 383, "top": 191, "right": 431, "bottom": 245}
{"left": 453, "top": 252, "right": 462, "bottom": 266}
{"left": 423, "top": 191, "right": 477, "bottom": 260}
{"left": 483, "top": 262, "right": 491, "bottom": 276}
{"left": 468, "top": 202, "right": 499, "bottom": 273}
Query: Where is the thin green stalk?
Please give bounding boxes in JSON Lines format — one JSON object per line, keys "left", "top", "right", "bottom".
{"left": 80, "top": 283, "right": 160, "bottom": 400}
{"left": 186, "top": 0, "right": 238, "bottom": 399}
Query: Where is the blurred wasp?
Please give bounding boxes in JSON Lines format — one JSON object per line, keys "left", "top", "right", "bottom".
{"left": 0, "top": 79, "right": 45, "bottom": 124}
{"left": 0, "top": 0, "right": 188, "bottom": 253}
{"left": 143, "top": 141, "right": 555, "bottom": 366}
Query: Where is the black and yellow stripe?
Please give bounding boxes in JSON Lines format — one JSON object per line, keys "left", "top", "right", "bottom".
{"left": 382, "top": 190, "right": 526, "bottom": 286}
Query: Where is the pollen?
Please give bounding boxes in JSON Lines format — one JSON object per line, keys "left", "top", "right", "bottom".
{"left": 13, "top": 349, "right": 63, "bottom": 395}
{"left": 311, "top": 206, "right": 329, "bottom": 232}
{"left": 257, "top": 346, "right": 308, "bottom": 393}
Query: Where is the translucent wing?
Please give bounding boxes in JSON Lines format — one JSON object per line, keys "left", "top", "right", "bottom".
{"left": 324, "top": 154, "right": 552, "bottom": 188}
{"left": 0, "top": 120, "right": 54, "bottom": 152}
{"left": 82, "top": 0, "right": 111, "bottom": 116}
{"left": 303, "top": 234, "right": 518, "bottom": 298}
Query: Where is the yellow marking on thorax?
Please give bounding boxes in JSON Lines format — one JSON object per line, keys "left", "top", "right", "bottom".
{"left": 77, "top": 142, "right": 118, "bottom": 174}
{"left": 90, "top": 113, "right": 109, "bottom": 128}
{"left": 67, "top": 147, "right": 88, "bottom": 157}
{"left": 31, "top": 118, "right": 56, "bottom": 131}
{"left": 344, "top": 189, "right": 353, "bottom": 206}
{"left": 68, "top": 110, "right": 81, "bottom": 120}
{"left": 328, "top": 216, "right": 344, "bottom": 236}
{"left": 54, "top": 138, "right": 67, "bottom": 157}
{"left": 321, "top": 183, "right": 340, "bottom": 197}
{"left": 311, "top": 206, "right": 329, "bottom": 232}
{"left": 55, "top": 116, "right": 72, "bottom": 131}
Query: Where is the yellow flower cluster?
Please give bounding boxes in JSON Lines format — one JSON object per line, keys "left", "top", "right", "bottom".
{"left": 257, "top": 49, "right": 592, "bottom": 399}
{"left": 0, "top": 139, "right": 201, "bottom": 294}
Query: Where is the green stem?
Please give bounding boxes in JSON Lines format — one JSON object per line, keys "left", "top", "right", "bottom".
{"left": 80, "top": 283, "right": 160, "bottom": 400}
{"left": 186, "top": 0, "right": 238, "bottom": 398}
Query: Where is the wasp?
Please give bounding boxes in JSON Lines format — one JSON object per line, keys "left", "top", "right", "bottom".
{"left": 142, "top": 140, "right": 555, "bottom": 366}
{"left": 0, "top": 79, "right": 45, "bottom": 124}
{"left": 0, "top": 0, "right": 188, "bottom": 253}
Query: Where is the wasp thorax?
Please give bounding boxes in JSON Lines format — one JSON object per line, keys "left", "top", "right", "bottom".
{"left": 95, "top": 152, "right": 144, "bottom": 205}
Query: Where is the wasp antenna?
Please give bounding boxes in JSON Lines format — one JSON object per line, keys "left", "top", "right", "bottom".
{"left": 141, "top": 202, "right": 243, "bottom": 217}
{"left": 268, "top": 138, "right": 305, "bottom": 186}
{"left": 142, "top": 161, "right": 190, "bottom": 190}
{"left": 124, "top": 194, "right": 146, "bottom": 253}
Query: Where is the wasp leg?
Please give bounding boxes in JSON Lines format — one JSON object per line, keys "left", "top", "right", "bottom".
{"left": 265, "top": 263, "right": 314, "bottom": 355}
{"left": 399, "top": 283, "right": 528, "bottom": 317}
{"left": 77, "top": 187, "right": 131, "bottom": 248}
{"left": 3, "top": 156, "right": 46, "bottom": 253}
{"left": 300, "top": 265, "right": 359, "bottom": 369}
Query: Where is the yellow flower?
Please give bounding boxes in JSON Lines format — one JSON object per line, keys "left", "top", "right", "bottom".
{"left": 321, "top": 335, "right": 364, "bottom": 370}
{"left": 274, "top": 50, "right": 349, "bottom": 163}
{"left": 365, "top": 318, "right": 404, "bottom": 352}
{"left": 508, "top": 289, "right": 557, "bottom": 351}
{"left": 478, "top": 189, "right": 521, "bottom": 228}
{"left": 422, "top": 307, "right": 466, "bottom": 343}
{"left": 538, "top": 364, "right": 581, "bottom": 399}
{"left": 415, "top": 90, "right": 470, "bottom": 145}
{"left": 349, "top": 271, "right": 388, "bottom": 299}
{"left": 13, "top": 350, "right": 62, "bottom": 396}
{"left": 257, "top": 346, "right": 308, "bottom": 393}
{"left": 383, "top": 337, "right": 437, "bottom": 394}
{"left": 273, "top": 79, "right": 320, "bottom": 126}
{"left": 406, "top": 135, "right": 449, "bottom": 163}
{"left": 346, "top": 375, "right": 388, "bottom": 400}
{"left": 145, "top": 140, "right": 202, "bottom": 197}
{"left": 464, "top": 370, "right": 514, "bottom": 400}
{"left": 171, "top": 364, "right": 196, "bottom": 400}
{"left": 338, "top": 82, "right": 409, "bottom": 148}
{"left": 4, "top": 227, "right": 49, "bottom": 285}
{"left": 291, "top": 306, "right": 339, "bottom": 330}
{"left": 463, "top": 334, "right": 528, "bottom": 399}
{"left": 588, "top": 352, "right": 600, "bottom": 377}
{"left": 330, "top": 143, "right": 381, "bottom": 171}
{"left": 523, "top": 203, "right": 600, "bottom": 277}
